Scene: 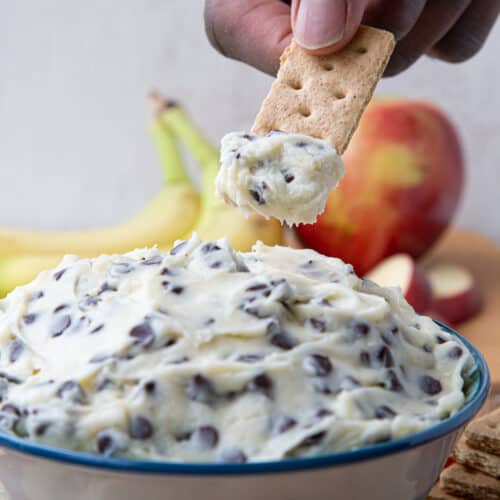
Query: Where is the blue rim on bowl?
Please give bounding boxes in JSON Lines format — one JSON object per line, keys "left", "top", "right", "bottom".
{"left": 0, "top": 322, "right": 490, "bottom": 475}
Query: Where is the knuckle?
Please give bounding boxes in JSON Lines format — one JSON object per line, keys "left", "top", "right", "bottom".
{"left": 203, "top": 0, "right": 229, "bottom": 56}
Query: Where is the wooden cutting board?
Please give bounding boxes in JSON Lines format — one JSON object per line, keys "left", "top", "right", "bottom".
{"left": 425, "top": 228, "right": 500, "bottom": 385}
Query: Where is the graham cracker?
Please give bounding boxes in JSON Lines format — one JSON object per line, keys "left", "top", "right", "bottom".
{"left": 252, "top": 25, "right": 395, "bottom": 154}
{"left": 440, "top": 463, "right": 500, "bottom": 499}
{"left": 465, "top": 407, "right": 500, "bottom": 456}
{"left": 454, "top": 435, "right": 500, "bottom": 479}
{"left": 427, "top": 483, "right": 461, "bottom": 499}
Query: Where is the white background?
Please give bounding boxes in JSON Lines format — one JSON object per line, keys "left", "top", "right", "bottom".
{"left": 0, "top": 0, "right": 498, "bottom": 241}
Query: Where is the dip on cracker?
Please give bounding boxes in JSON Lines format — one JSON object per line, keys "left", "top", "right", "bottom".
{"left": 217, "top": 25, "right": 395, "bottom": 225}
{"left": 216, "top": 131, "right": 344, "bottom": 225}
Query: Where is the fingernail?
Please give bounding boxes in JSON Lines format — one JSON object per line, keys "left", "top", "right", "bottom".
{"left": 293, "top": 0, "right": 346, "bottom": 50}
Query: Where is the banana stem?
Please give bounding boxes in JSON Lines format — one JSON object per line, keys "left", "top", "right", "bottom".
{"left": 152, "top": 94, "right": 219, "bottom": 169}
{"left": 149, "top": 103, "right": 190, "bottom": 185}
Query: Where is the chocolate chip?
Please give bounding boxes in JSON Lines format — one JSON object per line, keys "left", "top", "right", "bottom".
{"left": 53, "top": 269, "right": 66, "bottom": 281}
{"left": 142, "top": 255, "right": 163, "bottom": 266}
{"left": 313, "top": 379, "right": 332, "bottom": 394}
{"left": 284, "top": 173, "right": 295, "bottom": 183}
{"left": 9, "top": 339, "right": 24, "bottom": 363}
{"left": 249, "top": 186, "right": 265, "bottom": 205}
{"left": 96, "top": 378, "right": 113, "bottom": 392}
{"left": 90, "top": 324, "right": 105, "bottom": 334}
{"left": 170, "top": 240, "right": 188, "bottom": 255}
{"left": 246, "top": 283, "right": 268, "bottom": 292}
{"left": 348, "top": 319, "right": 371, "bottom": 338}
{"left": 1, "top": 404, "right": 20, "bottom": 417}
{"left": 299, "top": 431, "right": 326, "bottom": 447}
{"left": 201, "top": 243, "right": 221, "bottom": 254}
{"left": 419, "top": 375, "right": 442, "bottom": 395}
{"left": 273, "top": 415, "right": 297, "bottom": 434}
{"left": 309, "top": 318, "right": 327, "bottom": 332}
{"left": 34, "top": 422, "right": 51, "bottom": 436}
{"left": 23, "top": 313, "right": 37, "bottom": 325}
{"left": 448, "top": 346, "right": 463, "bottom": 359}
{"left": 423, "top": 344, "right": 432, "bottom": 353}
{"left": 360, "top": 351, "right": 371, "bottom": 367}
{"left": 129, "top": 322, "right": 155, "bottom": 347}
{"left": 50, "top": 315, "right": 72, "bottom": 337}
{"left": 89, "top": 353, "right": 111, "bottom": 364}
{"left": 29, "top": 291, "right": 44, "bottom": 302}
{"left": 303, "top": 354, "right": 333, "bottom": 377}
{"left": 270, "top": 331, "right": 296, "bottom": 350}
{"left": 56, "top": 380, "right": 86, "bottom": 404}
{"left": 0, "top": 371, "right": 21, "bottom": 384}
{"left": 435, "top": 335, "right": 447, "bottom": 344}
{"left": 294, "top": 141, "right": 307, "bottom": 148}
{"left": 386, "top": 369, "right": 403, "bottom": 392}
{"left": 113, "top": 262, "right": 133, "bottom": 274}
{"left": 236, "top": 261, "right": 249, "bottom": 272}
{"left": 160, "top": 267, "right": 173, "bottom": 276}
{"left": 53, "top": 304, "right": 69, "bottom": 313}
{"left": 316, "top": 408, "right": 333, "bottom": 418}
{"left": 242, "top": 134, "right": 254, "bottom": 140}
{"left": 144, "top": 381, "right": 156, "bottom": 395}
{"left": 235, "top": 153, "right": 241, "bottom": 159}
{"left": 79, "top": 295, "right": 101, "bottom": 310}
{"left": 220, "top": 449, "right": 247, "bottom": 463}
{"left": 98, "top": 282, "right": 117, "bottom": 294}
{"left": 374, "top": 405, "right": 397, "bottom": 419}
{"left": 169, "top": 356, "right": 189, "bottom": 364}
{"left": 237, "top": 354, "right": 263, "bottom": 363}
{"left": 192, "top": 425, "right": 219, "bottom": 449}
{"left": 210, "top": 261, "right": 222, "bottom": 269}
{"left": 97, "top": 430, "right": 122, "bottom": 456}
{"left": 186, "top": 374, "right": 216, "bottom": 405}
{"left": 204, "top": 317, "right": 216, "bottom": 326}
{"left": 247, "top": 373, "right": 273, "bottom": 398}
{"left": 129, "top": 415, "right": 154, "bottom": 440}
{"left": 376, "top": 346, "right": 394, "bottom": 368}
{"left": 162, "top": 281, "right": 184, "bottom": 295}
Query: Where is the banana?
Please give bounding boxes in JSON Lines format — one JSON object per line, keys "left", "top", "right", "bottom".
{"left": 0, "top": 114, "right": 200, "bottom": 257}
{"left": 0, "top": 113, "right": 200, "bottom": 296}
{"left": 0, "top": 255, "right": 61, "bottom": 298}
{"left": 156, "top": 98, "right": 283, "bottom": 251}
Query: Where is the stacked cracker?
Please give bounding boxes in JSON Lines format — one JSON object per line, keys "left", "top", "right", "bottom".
{"left": 428, "top": 407, "right": 500, "bottom": 499}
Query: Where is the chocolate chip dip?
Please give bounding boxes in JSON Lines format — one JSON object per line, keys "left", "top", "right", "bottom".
{"left": 216, "top": 131, "right": 344, "bottom": 225}
{"left": 0, "top": 235, "right": 472, "bottom": 462}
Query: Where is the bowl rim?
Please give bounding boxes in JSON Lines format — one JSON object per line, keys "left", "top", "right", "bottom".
{"left": 0, "top": 322, "right": 490, "bottom": 475}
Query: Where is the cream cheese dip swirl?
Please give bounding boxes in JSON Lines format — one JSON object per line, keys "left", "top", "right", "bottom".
{"left": 216, "top": 131, "right": 345, "bottom": 225}
{"left": 0, "top": 235, "right": 472, "bottom": 462}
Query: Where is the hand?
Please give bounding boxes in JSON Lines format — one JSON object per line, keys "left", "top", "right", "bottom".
{"left": 204, "top": 0, "right": 499, "bottom": 76}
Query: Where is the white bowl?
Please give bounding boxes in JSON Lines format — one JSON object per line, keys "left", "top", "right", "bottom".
{"left": 0, "top": 324, "right": 489, "bottom": 500}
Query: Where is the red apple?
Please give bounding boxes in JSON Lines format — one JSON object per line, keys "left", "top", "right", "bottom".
{"left": 427, "top": 263, "right": 483, "bottom": 325}
{"left": 295, "top": 99, "right": 464, "bottom": 275}
{"left": 365, "top": 253, "right": 432, "bottom": 313}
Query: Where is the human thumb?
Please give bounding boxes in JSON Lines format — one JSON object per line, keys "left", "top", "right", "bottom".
{"left": 292, "top": 0, "right": 367, "bottom": 53}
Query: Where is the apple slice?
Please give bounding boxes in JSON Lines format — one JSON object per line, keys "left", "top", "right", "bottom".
{"left": 427, "top": 263, "right": 482, "bottom": 325}
{"left": 366, "top": 254, "right": 432, "bottom": 313}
